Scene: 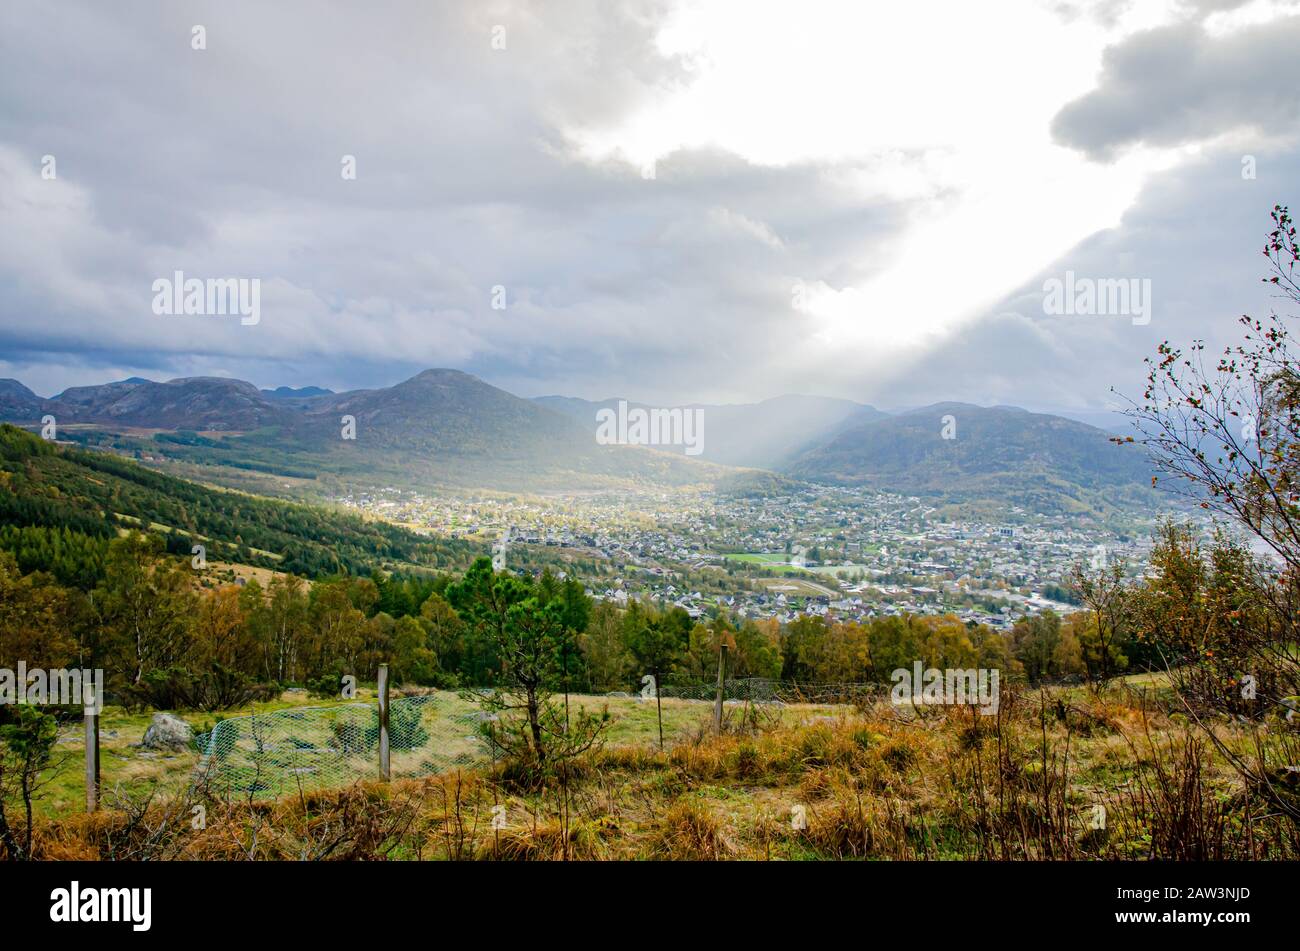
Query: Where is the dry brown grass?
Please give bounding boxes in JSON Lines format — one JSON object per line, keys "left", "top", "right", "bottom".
{"left": 12, "top": 684, "right": 1300, "bottom": 861}
{"left": 645, "top": 798, "right": 735, "bottom": 860}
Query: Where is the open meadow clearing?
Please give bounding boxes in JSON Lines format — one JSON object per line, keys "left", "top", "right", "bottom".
{"left": 35, "top": 688, "right": 847, "bottom": 819}
{"left": 26, "top": 680, "right": 1300, "bottom": 861}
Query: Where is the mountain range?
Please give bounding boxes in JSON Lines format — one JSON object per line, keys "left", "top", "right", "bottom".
{"left": 785, "top": 402, "right": 1156, "bottom": 512}
{"left": 0, "top": 371, "right": 1158, "bottom": 512}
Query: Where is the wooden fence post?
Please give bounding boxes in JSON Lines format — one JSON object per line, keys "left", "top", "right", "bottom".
{"left": 84, "top": 681, "right": 99, "bottom": 812}
{"left": 378, "top": 663, "right": 390, "bottom": 782}
{"left": 713, "top": 644, "right": 728, "bottom": 733}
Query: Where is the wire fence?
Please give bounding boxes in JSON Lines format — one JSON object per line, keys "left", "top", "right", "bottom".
{"left": 188, "top": 680, "right": 884, "bottom": 801}
{"left": 191, "top": 694, "right": 494, "bottom": 800}
{"left": 654, "top": 678, "right": 782, "bottom": 703}
{"left": 656, "top": 677, "right": 884, "bottom": 706}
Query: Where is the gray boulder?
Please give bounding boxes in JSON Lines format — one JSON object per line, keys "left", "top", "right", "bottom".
{"left": 142, "top": 713, "right": 194, "bottom": 751}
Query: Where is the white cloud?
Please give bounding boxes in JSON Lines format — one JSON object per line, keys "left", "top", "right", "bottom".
{"left": 0, "top": 0, "right": 1295, "bottom": 411}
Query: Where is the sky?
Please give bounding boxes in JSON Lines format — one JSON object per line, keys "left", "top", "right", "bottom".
{"left": 1, "top": 0, "right": 1298, "bottom": 413}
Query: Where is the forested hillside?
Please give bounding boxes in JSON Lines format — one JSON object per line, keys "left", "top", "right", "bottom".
{"left": 785, "top": 402, "right": 1158, "bottom": 513}
{"left": 0, "top": 425, "right": 480, "bottom": 585}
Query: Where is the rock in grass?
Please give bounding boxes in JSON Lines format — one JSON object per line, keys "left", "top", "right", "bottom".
{"left": 142, "top": 713, "right": 193, "bottom": 751}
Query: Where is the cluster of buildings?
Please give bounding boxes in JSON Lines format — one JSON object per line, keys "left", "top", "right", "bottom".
{"left": 337, "top": 484, "right": 1175, "bottom": 630}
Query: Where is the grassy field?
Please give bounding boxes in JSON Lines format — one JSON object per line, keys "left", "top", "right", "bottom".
{"left": 29, "top": 680, "right": 1300, "bottom": 861}
{"left": 39, "top": 691, "right": 327, "bottom": 817}
{"left": 724, "top": 553, "right": 788, "bottom": 564}
{"left": 724, "top": 553, "right": 871, "bottom": 580}
{"left": 754, "top": 577, "right": 839, "bottom": 597}
{"left": 724, "top": 553, "right": 805, "bottom": 575}
{"left": 36, "top": 688, "right": 843, "bottom": 819}
{"left": 722, "top": 554, "right": 844, "bottom": 595}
